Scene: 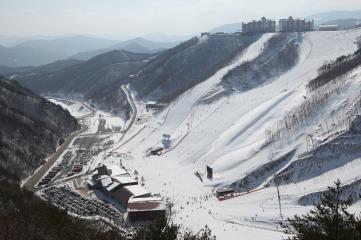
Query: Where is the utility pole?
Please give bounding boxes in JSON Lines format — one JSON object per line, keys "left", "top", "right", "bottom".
{"left": 186, "top": 123, "right": 190, "bottom": 132}
{"left": 275, "top": 175, "right": 283, "bottom": 220}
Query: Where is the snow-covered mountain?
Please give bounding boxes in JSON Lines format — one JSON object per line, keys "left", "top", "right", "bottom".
{"left": 14, "top": 50, "right": 151, "bottom": 119}
{"left": 14, "top": 34, "right": 262, "bottom": 118}
{"left": 97, "top": 28, "right": 361, "bottom": 239}
{"left": 11, "top": 27, "right": 361, "bottom": 239}
{"left": 71, "top": 37, "right": 182, "bottom": 60}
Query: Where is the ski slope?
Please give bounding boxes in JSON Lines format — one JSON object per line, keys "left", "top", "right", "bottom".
{"left": 104, "top": 29, "right": 361, "bottom": 240}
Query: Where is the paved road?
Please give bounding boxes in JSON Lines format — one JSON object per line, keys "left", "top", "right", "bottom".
{"left": 23, "top": 100, "right": 96, "bottom": 192}
{"left": 112, "top": 85, "right": 137, "bottom": 152}
{"left": 23, "top": 125, "right": 88, "bottom": 192}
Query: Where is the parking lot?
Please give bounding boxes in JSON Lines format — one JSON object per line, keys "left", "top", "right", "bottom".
{"left": 38, "top": 164, "right": 64, "bottom": 187}
{"left": 41, "top": 186, "right": 123, "bottom": 222}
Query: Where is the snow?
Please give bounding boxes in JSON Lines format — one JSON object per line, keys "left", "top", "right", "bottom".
{"left": 105, "top": 164, "right": 128, "bottom": 176}
{"left": 100, "top": 175, "right": 113, "bottom": 188}
{"left": 84, "top": 110, "right": 125, "bottom": 134}
{"left": 56, "top": 29, "right": 361, "bottom": 239}
{"left": 47, "top": 97, "right": 93, "bottom": 119}
{"left": 105, "top": 29, "right": 361, "bottom": 239}
{"left": 113, "top": 176, "right": 137, "bottom": 185}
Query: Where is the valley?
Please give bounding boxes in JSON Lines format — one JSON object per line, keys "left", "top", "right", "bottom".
{"left": 18, "top": 28, "right": 361, "bottom": 240}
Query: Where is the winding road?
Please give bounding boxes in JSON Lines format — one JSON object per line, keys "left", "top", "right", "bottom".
{"left": 112, "top": 84, "right": 137, "bottom": 152}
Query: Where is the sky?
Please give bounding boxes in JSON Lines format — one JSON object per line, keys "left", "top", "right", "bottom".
{"left": 0, "top": 0, "right": 361, "bottom": 39}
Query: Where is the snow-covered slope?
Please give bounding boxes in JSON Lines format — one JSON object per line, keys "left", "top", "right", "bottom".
{"left": 103, "top": 29, "right": 361, "bottom": 239}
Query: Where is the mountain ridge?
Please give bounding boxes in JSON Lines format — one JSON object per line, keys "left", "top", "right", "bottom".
{"left": 0, "top": 77, "right": 79, "bottom": 179}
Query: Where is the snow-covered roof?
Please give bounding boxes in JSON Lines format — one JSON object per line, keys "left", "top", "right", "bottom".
{"left": 103, "top": 163, "right": 128, "bottom": 176}
{"left": 113, "top": 176, "right": 137, "bottom": 185}
{"left": 127, "top": 197, "right": 166, "bottom": 212}
{"left": 95, "top": 174, "right": 110, "bottom": 180}
{"left": 124, "top": 185, "right": 150, "bottom": 197}
{"left": 100, "top": 175, "right": 113, "bottom": 188}
{"left": 106, "top": 182, "right": 121, "bottom": 192}
{"left": 110, "top": 168, "right": 128, "bottom": 177}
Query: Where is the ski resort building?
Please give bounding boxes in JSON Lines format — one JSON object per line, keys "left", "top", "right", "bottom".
{"left": 87, "top": 164, "right": 166, "bottom": 221}
{"left": 127, "top": 197, "right": 166, "bottom": 222}
{"left": 242, "top": 17, "right": 276, "bottom": 33}
{"left": 279, "top": 16, "right": 314, "bottom": 32}
{"left": 108, "top": 185, "right": 151, "bottom": 207}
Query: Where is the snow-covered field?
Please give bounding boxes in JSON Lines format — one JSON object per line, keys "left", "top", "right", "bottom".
{"left": 47, "top": 98, "right": 93, "bottom": 119}
{"left": 54, "top": 29, "right": 361, "bottom": 239}
{"left": 49, "top": 98, "right": 125, "bottom": 135}
{"left": 85, "top": 110, "right": 125, "bottom": 134}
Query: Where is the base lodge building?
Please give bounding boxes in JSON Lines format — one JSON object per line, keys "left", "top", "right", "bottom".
{"left": 87, "top": 164, "right": 166, "bottom": 222}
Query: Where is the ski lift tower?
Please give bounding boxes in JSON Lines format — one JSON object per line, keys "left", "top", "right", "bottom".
{"left": 274, "top": 174, "right": 283, "bottom": 220}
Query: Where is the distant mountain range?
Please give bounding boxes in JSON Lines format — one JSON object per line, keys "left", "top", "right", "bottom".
{"left": 11, "top": 34, "right": 261, "bottom": 118}
{"left": 17, "top": 35, "right": 119, "bottom": 57}
{"left": 0, "top": 44, "right": 68, "bottom": 67}
{"left": 307, "top": 10, "right": 361, "bottom": 25}
{"left": 2, "top": 9, "right": 361, "bottom": 67}
{"left": 72, "top": 37, "right": 182, "bottom": 61}
{"left": 0, "top": 35, "right": 29, "bottom": 47}
{"left": 140, "top": 33, "right": 191, "bottom": 42}
{"left": 10, "top": 50, "right": 152, "bottom": 118}
{"left": 0, "top": 35, "right": 183, "bottom": 67}
{"left": 209, "top": 23, "right": 243, "bottom": 33}
{"left": 321, "top": 18, "right": 361, "bottom": 29}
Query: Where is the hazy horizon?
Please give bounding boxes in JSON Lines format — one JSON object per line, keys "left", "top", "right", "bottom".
{"left": 1, "top": 0, "right": 361, "bottom": 40}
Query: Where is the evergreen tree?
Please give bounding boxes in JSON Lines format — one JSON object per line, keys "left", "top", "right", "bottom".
{"left": 283, "top": 180, "right": 361, "bottom": 240}
{"left": 130, "top": 216, "right": 216, "bottom": 240}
